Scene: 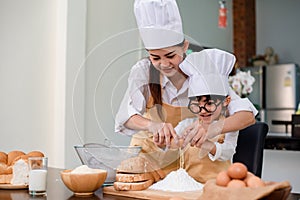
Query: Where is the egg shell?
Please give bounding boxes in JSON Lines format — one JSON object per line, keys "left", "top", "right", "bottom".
{"left": 227, "top": 162, "right": 248, "bottom": 179}
{"left": 246, "top": 176, "right": 266, "bottom": 188}
{"left": 243, "top": 171, "right": 255, "bottom": 184}
{"left": 227, "top": 179, "right": 247, "bottom": 188}
{"left": 216, "top": 171, "right": 231, "bottom": 187}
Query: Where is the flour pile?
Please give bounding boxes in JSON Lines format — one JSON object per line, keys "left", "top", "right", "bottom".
{"left": 71, "top": 165, "right": 100, "bottom": 174}
{"left": 149, "top": 168, "right": 203, "bottom": 192}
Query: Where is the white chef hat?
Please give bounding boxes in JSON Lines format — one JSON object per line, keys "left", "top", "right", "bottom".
{"left": 179, "top": 49, "right": 236, "bottom": 97}
{"left": 134, "top": 0, "right": 184, "bottom": 50}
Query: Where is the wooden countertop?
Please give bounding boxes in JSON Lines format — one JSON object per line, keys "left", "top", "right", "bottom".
{"left": 0, "top": 167, "right": 299, "bottom": 200}
{"left": 0, "top": 167, "right": 133, "bottom": 200}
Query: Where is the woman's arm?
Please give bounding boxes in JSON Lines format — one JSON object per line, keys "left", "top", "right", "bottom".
{"left": 115, "top": 59, "right": 150, "bottom": 136}
{"left": 182, "top": 111, "right": 255, "bottom": 148}
{"left": 203, "top": 111, "right": 255, "bottom": 144}
{"left": 222, "top": 111, "right": 255, "bottom": 133}
{"left": 124, "top": 114, "right": 151, "bottom": 131}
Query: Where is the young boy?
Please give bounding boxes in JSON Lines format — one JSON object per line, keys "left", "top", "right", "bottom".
{"left": 174, "top": 48, "right": 239, "bottom": 182}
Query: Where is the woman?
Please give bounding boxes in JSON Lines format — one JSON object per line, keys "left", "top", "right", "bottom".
{"left": 115, "top": 0, "right": 257, "bottom": 179}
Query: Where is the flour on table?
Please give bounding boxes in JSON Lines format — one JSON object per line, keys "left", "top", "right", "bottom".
{"left": 149, "top": 168, "right": 203, "bottom": 192}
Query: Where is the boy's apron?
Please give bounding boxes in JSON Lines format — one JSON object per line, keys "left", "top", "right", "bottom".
{"left": 130, "top": 97, "right": 230, "bottom": 183}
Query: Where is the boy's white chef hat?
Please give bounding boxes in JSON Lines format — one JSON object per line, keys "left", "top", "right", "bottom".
{"left": 134, "top": 0, "right": 184, "bottom": 50}
{"left": 179, "top": 49, "right": 236, "bottom": 97}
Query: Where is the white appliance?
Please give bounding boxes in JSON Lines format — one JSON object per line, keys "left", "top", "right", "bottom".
{"left": 243, "top": 63, "right": 300, "bottom": 133}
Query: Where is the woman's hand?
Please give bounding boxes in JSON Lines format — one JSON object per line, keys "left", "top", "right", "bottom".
{"left": 182, "top": 120, "right": 208, "bottom": 148}
{"left": 147, "top": 121, "right": 178, "bottom": 148}
{"left": 124, "top": 115, "right": 179, "bottom": 148}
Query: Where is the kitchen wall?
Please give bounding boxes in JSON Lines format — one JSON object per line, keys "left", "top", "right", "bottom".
{"left": 83, "top": 0, "right": 139, "bottom": 147}
{"left": 0, "top": 0, "right": 86, "bottom": 168}
{"left": 0, "top": 0, "right": 300, "bottom": 186}
{"left": 256, "top": 0, "right": 300, "bottom": 65}
{"left": 177, "top": 0, "right": 233, "bottom": 52}
{"left": 0, "top": 0, "right": 59, "bottom": 166}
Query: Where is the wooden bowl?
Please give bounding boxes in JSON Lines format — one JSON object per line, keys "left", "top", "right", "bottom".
{"left": 60, "top": 169, "right": 107, "bottom": 196}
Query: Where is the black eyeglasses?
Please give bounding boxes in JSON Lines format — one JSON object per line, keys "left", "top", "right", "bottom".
{"left": 188, "top": 100, "right": 223, "bottom": 114}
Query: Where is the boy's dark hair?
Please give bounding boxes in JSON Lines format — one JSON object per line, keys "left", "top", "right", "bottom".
{"left": 189, "top": 95, "right": 227, "bottom": 103}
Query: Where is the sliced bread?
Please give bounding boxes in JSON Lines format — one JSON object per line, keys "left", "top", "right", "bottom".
{"left": 114, "top": 179, "right": 154, "bottom": 191}
{"left": 115, "top": 172, "right": 154, "bottom": 183}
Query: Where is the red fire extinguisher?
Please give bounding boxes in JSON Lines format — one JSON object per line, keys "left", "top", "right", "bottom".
{"left": 218, "top": 1, "right": 227, "bottom": 28}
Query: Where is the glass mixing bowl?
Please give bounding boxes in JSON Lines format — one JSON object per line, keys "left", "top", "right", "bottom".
{"left": 74, "top": 143, "right": 141, "bottom": 184}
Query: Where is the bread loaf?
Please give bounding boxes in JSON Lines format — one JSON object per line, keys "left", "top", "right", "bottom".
{"left": 7, "top": 151, "right": 25, "bottom": 166}
{"left": 0, "top": 152, "right": 12, "bottom": 184}
{"left": 147, "top": 160, "right": 166, "bottom": 179}
{"left": 0, "top": 150, "right": 44, "bottom": 185}
{"left": 11, "top": 155, "right": 28, "bottom": 166}
{"left": 27, "top": 151, "right": 44, "bottom": 158}
{"left": 116, "top": 172, "right": 154, "bottom": 183}
{"left": 117, "top": 155, "right": 165, "bottom": 178}
{"left": 0, "top": 163, "right": 12, "bottom": 175}
{"left": 0, "top": 152, "right": 8, "bottom": 164}
{"left": 0, "top": 174, "right": 12, "bottom": 184}
{"left": 140, "top": 155, "right": 166, "bottom": 179}
{"left": 114, "top": 179, "right": 154, "bottom": 191}
{"left": 114, "top": 155, "right": 168, "bottom": 191}
{"left": 150, "top": 170, "right": 161, "bottom": 182}
{"left": 117, "top": 156, "right": 153, "bottom": 173}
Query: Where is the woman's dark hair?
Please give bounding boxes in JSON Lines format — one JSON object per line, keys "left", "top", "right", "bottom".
{"left": 148, "top": 62, "right": 164, "bottom": 119}
{"left": 147, "top": 40, "right": 186, "bottom": 120}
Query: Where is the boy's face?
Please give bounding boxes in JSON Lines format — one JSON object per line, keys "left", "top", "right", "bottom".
{"left": 188, "top": 96, "right": 230, "bottom": 125}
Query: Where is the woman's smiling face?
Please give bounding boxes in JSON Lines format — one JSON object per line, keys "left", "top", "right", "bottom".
{"left": 148, "top": 41, "right": 189, "bottom": 78}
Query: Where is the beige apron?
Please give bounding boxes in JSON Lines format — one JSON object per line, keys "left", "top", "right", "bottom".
{"left": 130, "top": 97, "right": 230, "bottom": 183}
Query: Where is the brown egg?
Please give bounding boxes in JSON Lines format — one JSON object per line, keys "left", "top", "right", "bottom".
{"left": 227, "top": 162, "right": 248, "bottom": 179}
{"left": 243, "top": 171, "right": 255, "bottom": 184}
{"left": 216, "top": 171, "right": 231, "bottom": 187}
{"left": 246, "top": 176, "right": 266, "bottom": 188}
{"left": 227, "top": 179, "right": 247, "bottom": 188}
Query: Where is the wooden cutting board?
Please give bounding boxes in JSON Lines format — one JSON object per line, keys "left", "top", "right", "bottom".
{"left": 103, "top": 186, "right": 203, "bottom": 200}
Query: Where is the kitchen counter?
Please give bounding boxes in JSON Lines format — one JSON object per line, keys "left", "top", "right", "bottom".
{"left": 0, "top": 167, "right": 299, "bottom": 200}
{"left": 0, "top": 168, "right": 131, "bottom": 200}
{"left": 264, "top": 136, "right": 300, "bottom": 151}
